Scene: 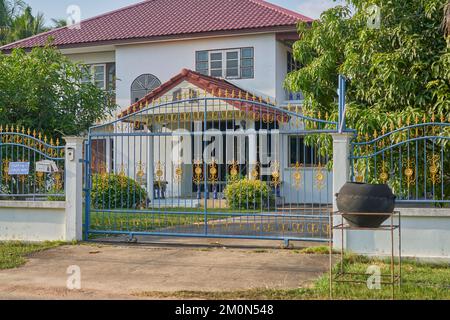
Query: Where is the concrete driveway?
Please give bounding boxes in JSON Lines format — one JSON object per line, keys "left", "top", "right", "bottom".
{"left": 0, "top": 239, "right": 329, "bottom": 299}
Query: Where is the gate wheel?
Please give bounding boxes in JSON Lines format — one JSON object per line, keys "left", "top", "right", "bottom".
{"left": 127, "top": 235, "right": 138, "bottom": 243}
{"left": 281, "top": 239, "right": 294, "bottom": 249}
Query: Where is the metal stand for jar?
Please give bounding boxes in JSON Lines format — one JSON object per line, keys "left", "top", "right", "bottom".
{"left": 329, "top": 211, "right": 402, "bottom": 300}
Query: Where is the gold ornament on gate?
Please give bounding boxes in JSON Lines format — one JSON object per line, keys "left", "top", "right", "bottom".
{"left": 271, "top": 161, "right": 281, "bottom": 187}
{"left": 193, "top": 159, "right": 203, "bottom": 185}
{"left": 428, "top": 154, "right": 441, "bottom": 185}
{"left": 292, "top": 162, "right": 302, "bottom": 190}
{"left": 209, "top": 159, "right": 218, "bottom": 184}
{"left": 251, "top": 162, "right": 260, "bottom": 180}
{"left": 315, "top": 163, "right": 325, "bottom": 190}
{"left": 2, "top": 158, "right": 10, "bottom": 183}
{"left": 174, "top": 161, "right": 183, "bottom": 183}
{"left": 404, "top": 159, "right": 415, "bottom": 187}
{"left": 229, "top": 160, "right": 239, "bottom": 182}
{"left": 136, "top": 161, "right": 145, "bottom": 184}
{"left": 155, "top": 161, "right": 164, "bottom": 187}
{"left": 379, "top": 160, "right": 389, "bottom": 184}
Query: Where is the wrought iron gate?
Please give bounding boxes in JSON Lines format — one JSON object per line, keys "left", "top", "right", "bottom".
{"left": 350, "top": 117, "right": 450, "bottom": 205}
{"left": 84, "top": 95, "right": 337, "bottom": 243}
{"left": 0, "top": 125, "right": 65, "bottom": 200}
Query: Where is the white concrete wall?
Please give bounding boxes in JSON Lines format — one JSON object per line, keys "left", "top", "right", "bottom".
{"left": 115, "top": 34, "right": 279, "bottom": 109}
{"left": 0, "top": 201, "right": 66, "bottom": 241}
{"left": 344, "top": 208, "right": 450, "bottom": 260}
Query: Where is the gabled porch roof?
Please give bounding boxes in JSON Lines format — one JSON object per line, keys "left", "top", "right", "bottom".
{"left": 119, "top": 69, "right": 288, "bottom": 122}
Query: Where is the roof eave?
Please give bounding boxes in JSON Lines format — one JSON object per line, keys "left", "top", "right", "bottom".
{"left": 1, "top": 25, "right": 300, "bottom": 53}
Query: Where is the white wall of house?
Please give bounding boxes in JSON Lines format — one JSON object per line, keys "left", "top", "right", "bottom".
{"left": 66, "top": 51, "right": 115, "bottom": 65}
{"left": 115, "top": 33, "right": 286, "bottom": 109}
{"left": 276, "top": 41, "right": 289, "bottom": 105}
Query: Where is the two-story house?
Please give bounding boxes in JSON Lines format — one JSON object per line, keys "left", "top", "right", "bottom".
{"left": 1, "top": 0, "right": 331, "bottom": 206}
{"left": 1, "top": 0, "right": 310, "bottom": 108}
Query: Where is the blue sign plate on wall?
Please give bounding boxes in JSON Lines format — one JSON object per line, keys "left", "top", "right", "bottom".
{"left": 8, "top": 162, "right": 30, "bottom": 175}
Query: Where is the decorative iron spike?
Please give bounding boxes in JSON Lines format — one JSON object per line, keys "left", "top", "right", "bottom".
{"left": 27, "top": 128, "right": 31, "bottom": 135}
{"left": 56, "top": 138, "right": 60, "bottom": 146}
{"left": 406, "top": 116, "right": 410, "bottom": 126}
{"left": 423, "top": 114, "right": 427, "bottom": 123}
{"left": 431, "top": 112, "right": 435, "bottom": 122}
{"left": 415, "top": 115, "right": 419, "bottom": 124}
{"left": 0, "top": 125, "right": 2, "bottom": 133}
{"left": 441, "top": 113, "right": 445, "bottom": 123}
{"left": 225, "top": 89, "right": 229, "bottom": 97}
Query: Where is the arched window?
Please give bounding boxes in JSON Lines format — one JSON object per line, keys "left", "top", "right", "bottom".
{"left": 131, "top": 74, "right": 161, "bottom": 103}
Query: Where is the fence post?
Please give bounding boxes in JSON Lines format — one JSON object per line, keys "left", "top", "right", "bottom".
{"left": 331, "top": 133, "right": 353, "bottom": 249}
{"left": 64, "top": 136, "right": 85, "bottom": 241}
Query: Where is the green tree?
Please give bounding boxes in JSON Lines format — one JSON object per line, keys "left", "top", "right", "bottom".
{"left": 0, "top": 0, "right": 25, "bottom": 44}
{"left": 50, "top": 18, "right": 67, "bottom": 29}
{"left": 285, "top": 0, "right": 450, "bottom": 135}
{"left": 7, "top": 6, "right": 47, "bottom": 42}
{"left": 0, "top": 45, "right": 116, "bottom": 136}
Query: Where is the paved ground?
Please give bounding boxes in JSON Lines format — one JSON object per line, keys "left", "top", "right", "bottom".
{"left": 0, "top": 238, "right": 329, "bottom": 300}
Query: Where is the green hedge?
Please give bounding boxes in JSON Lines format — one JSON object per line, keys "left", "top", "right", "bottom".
{"left": 224, "top": 178, "right": 273, "bottom": 210}
{"left": 91, "top": 174, "right": 147, "bottom": 209}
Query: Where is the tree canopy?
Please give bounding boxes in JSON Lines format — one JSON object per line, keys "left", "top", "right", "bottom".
{"left": 0, "top": 0, "right": 66, "bottom": 45}
{"left": 285, "top": 0, "right": 450, "bottom": 134}
{"left": 0, "top": 45, "right": 116, "bottom": 136}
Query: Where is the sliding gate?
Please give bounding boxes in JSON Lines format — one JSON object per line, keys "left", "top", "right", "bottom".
{"left": 84, "top": 96, "right": 337, "bottom": 243}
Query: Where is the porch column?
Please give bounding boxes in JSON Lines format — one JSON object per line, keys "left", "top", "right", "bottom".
{"left": 147, "top": 130, "right": 155, "bottom": 201}
{"left": 248, "top": 121, "right": 257, "bottom": 179}
{"left": 194, "top": 121, "right": 203, "bottom": 160}
{"left": 331, "top": 133, "right": 352, "bottom": 250}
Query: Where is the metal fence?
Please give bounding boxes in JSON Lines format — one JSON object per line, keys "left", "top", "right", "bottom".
{"left": 0, "top": 125, "right": 65, "bottom": 200}
{"left": 350, "top": 117, "right": 450, "bottom": 205}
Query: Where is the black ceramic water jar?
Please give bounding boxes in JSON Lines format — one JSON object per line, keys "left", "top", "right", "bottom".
{"left": 336, "top": 182, "right": 396, "bottom": 228}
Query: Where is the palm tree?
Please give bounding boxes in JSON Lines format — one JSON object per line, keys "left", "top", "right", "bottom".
{"left": 7, "top": 6, "right": 47, "bottom": 42}
{"left": 0, "top": 0, "right": 25, "bottom": 45}
{"left": 51, "top": 18, "right": 67, "bottom": 29}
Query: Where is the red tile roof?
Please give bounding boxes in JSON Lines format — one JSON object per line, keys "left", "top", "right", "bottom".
{"left": 120, "top": 68, "right": 289, "bottom": 123}
{"left": 1, "top": 0, "right": 312, "bottom": 51}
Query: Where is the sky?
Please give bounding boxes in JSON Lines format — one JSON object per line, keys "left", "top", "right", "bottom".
{"left": 25, "top": 0, "right": 346, "bottom": 26}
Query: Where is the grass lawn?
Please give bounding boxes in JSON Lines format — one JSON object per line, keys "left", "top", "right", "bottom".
{"left": 0, "top": 241, "right": 65, "bottom": 270}
{"left": 136, "top": 254, "right": 450, "bottom": 300}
